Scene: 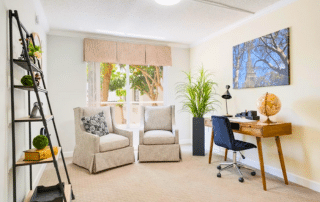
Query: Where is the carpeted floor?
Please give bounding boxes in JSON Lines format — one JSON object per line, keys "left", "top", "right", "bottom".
{"left": 38, "top": 145, "right": 320, "bottom": 202}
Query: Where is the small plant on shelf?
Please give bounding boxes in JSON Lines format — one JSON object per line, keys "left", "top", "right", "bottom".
{"left": 28, "top": 41, "right": 42, "bottom": 60}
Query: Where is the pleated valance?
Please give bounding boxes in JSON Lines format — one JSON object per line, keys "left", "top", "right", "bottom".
{"left": 83, "top": 38, "right": 117, "bottom": 63}
{"left": 146, "top": 45, "right": 172, "bottom": 66}
{"left": 83, "top": 38, "right": 172, "bottom": 66}
{"left": 117, "top": 42, "right": 146, "bottom": 65}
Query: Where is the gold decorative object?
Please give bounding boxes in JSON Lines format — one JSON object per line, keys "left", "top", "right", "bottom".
{"left": 257, "top": 92, "right": 281, "bottom": 124}
{"left": 24, "top": 146, "right": 58, "bottom": 161}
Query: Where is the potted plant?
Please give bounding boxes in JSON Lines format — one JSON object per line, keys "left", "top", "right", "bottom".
{"left": 28, "top": 41, "right": 42, "bottom": 63}
{"left": 176, "top": 67, "right": 220, "bottom": 156}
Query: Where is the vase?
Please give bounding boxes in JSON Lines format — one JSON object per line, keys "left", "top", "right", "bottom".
{"left": 192, "top": 117, "right": 205, "bottom": 156}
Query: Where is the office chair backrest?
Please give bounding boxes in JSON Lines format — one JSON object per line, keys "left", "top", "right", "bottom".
{"left": 211, "top": 116, "right": 235, "bottom": 150}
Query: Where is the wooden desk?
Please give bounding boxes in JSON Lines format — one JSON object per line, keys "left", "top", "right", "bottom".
{"left": 205, "top": 117, "right": 292, "bottom": 191}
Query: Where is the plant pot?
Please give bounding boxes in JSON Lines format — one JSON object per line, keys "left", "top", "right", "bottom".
{"left": 192, "top": 117, "right": 205, "bottom": 156}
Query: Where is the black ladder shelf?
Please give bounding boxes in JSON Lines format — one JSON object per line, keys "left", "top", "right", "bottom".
{"left": 9, "top": 10, "right": 75, "bottom": 202}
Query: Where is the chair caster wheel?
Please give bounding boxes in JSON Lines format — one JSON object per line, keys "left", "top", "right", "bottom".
{"left": 217, "top": 165, "right": 221, "bottom": 170}
{"left": 217, "top": 173, "right": 221, "bottom": 178}
{"left": 239, "top": 177, "right": 244, "bottom": 183}
{"left": 251, "top": 171, "right": 256, "bottom": 176}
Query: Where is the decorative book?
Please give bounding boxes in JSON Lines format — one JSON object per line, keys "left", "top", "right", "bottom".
{"left": 24, "top": 146, "right": 58, "bottom": 161}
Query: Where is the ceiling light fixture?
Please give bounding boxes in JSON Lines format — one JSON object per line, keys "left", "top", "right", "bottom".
{"left": 155, "top": 0, "right": 181, "bottom": 6}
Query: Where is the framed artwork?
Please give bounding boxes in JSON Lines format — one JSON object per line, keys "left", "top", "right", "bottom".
{"left": 233, "top": 28, "right": 290, "bottom": 89}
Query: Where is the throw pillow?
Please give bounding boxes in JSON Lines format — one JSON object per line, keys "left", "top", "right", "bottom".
{"left": 81, "top": 111, "right": 109, "bottom": 136}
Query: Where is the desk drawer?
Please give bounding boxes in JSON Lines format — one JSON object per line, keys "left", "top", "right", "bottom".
{"left": 239, "top": 126, "right": 263, "bottom": 137}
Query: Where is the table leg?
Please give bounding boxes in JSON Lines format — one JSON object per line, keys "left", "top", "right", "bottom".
{"left": 224, "top": 149, "right": 228, "bottom": 161}
{"left": 275, "top": 136, "right": 289, "bottom": 185}
{"left": 256, "top": 137, "right": 267, "bottom": 191}
{"left": 208, "top": 129, "right": 214, "bottom": 164}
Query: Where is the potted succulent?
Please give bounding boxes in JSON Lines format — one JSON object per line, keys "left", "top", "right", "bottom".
{"left": 176, "top": 67, "right": 220, "bottom": 156}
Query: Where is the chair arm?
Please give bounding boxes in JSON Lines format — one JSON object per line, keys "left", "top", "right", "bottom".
{"left": 139, "top": 127, "right": 144, "bottom": 145}
{"left": 114, "top": 126, "right": 133, "bottom": 147}
{"left": 172, "top": 124, "right": 179, "bottom": 144}
{"left": 75, "top": 130, "right": 100, "bottom": 154}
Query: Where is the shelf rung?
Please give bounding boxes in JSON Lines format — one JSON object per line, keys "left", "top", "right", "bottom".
{"left": 15, "top": 115, "right": 54, "bottom": 123}
{"left": 14, "top": 85, "right": 48, "bottom": 93}
{"left": 16, "top": 147, "right": 61, "bottom": 167}
{"left": 13, "top": 59, "right": 42, "bottom": 73}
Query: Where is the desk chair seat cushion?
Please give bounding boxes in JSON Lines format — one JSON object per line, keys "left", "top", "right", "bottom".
{"left": 99, "top": 133, "right": 129, "bottom": 152}
{"left": 143, "top": 130, "right": 175, "bottom": 145}
{"left": 233, "top": 140, "right": 257, "bottom": 151}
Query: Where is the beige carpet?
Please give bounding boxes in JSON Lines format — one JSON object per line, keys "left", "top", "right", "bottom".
{"left": 38, "top": 145, "right": 320, "bottom": 202}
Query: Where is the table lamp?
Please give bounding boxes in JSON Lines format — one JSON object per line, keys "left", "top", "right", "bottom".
{"left": 222, "top": 85, "right": 233, "bottom": 117}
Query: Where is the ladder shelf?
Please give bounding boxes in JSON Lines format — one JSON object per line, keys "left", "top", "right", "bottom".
{"left": 9, "top": 9, "right": 74, "bottom": 202}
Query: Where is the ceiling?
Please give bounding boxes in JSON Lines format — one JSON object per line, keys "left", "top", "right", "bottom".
{"left": 40, "top": 0, "right": 281, "bottom": 44}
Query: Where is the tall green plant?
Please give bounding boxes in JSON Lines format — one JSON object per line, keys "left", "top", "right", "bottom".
{"left": 176, "top": 67, "right": 220, "bottom": 118}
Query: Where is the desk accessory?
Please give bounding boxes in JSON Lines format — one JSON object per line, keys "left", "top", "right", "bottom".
{"left": 221, "top": 85, "right": 232, "bottom": 117}
{"left": 257, "top": 92, "right": 281, "bottom": 124}
{"left": 235, "top": 110, "right": 260, "bottom": 120}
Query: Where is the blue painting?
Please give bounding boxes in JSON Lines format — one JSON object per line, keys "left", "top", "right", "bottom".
{"left": 233, "top": 28, "right": 290, "bottom": 89}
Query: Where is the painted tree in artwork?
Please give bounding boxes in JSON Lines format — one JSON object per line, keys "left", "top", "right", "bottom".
{"left": 130, "top": 65, "right": 163, "bottom": 106}
{"left": 233, "top": 43, "right": 246, "bottom": 88}
{"left": 233, "top": 28, "right": 289, "bottom": 89}
{"left": 252, "top": 28, "right": 289, "bottom": 85}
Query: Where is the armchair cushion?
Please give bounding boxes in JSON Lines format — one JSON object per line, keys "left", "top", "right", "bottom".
{"left": 81, "top": 111, "right": 109, "bottom": 137}
{"left": 143, "top": 130, "right": 175, "bottom": 145}
{"left": 83, "top": 107, "right": 113, "bottom": 133}
{"left": 144, "top": 106, "right": 172, "bottom": 131}
{"left": 99, "top": 133, "right": 129, "bottom": 152}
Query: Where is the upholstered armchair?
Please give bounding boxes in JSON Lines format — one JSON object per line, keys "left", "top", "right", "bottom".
{"left": 73, "top": 106, "right": 135, "bottom": 173}
{"left": 138, "top": 105, "right": 181, "bottom": 162}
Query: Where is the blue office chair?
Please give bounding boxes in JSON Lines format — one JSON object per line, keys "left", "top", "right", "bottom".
{"left": 211, "top": 116, "right": 257, "bottom": 182}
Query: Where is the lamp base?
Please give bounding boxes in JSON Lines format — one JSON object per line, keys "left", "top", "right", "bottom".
{"left": 223, "top": 114, "right": 233, "bottom": 118}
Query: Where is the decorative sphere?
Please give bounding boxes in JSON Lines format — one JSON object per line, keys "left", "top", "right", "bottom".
{"left": 33, "top": 135, "right": 48, "bottom": 150}
{"left": 257, "top": 93, "right": 281, "bottom": 117}
{"left": 21, "top": 75, "right": 33, "bottom": 86}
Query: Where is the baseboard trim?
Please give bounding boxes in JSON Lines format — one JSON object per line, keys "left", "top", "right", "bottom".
{"left": 183, "top": 138, "right": 320, "bottom": 193}
{"left": 240, "top": 157, "right": 320, "bottom": 193}
{"left": 33, "top": 164, "right": 47, "bottom": 188}
{"left": 63, "top": 151, "right": 74, "bottom": 158}
{"left": 180, "top": 139, "right": 192, "bottom": 145}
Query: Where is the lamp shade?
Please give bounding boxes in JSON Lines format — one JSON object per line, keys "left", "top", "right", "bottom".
{"left": 222, "top": 85, "right": 232, "bottom": 99}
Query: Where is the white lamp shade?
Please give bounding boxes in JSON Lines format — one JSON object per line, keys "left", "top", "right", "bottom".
{"left": 155, "top": 0, "right": 181, "bottom": 6}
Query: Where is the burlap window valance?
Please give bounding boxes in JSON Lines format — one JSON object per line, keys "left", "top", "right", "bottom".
{"left": 83, "top": 38, "right": 172, "bottom": 66}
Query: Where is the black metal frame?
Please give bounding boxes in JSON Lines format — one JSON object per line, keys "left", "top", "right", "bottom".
{"left": 9, "top": 10, "right": 74, "bottom": 202}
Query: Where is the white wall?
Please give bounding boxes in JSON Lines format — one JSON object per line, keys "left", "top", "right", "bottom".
{"left": 0, "top": 0, "right": 48, "bottom": 201}
{"left": 46, "top": 33, "right": 191, "bottom": 153}
{"left": 190, "top": 0, "right": 320, "bottom": 191}
{"left": 47, "top": 35, "right": 87, "bottom": 152}
{"left": 164, "top": 47, "right": 191, "bottom": 142}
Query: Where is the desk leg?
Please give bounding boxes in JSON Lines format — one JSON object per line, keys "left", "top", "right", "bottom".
{"left": 209, "top": 129, "right": 214, "bottom": 164}
{"left": 256, "top": 137, "right": 267, "bottom": 191}
{"left": 224, "top": 149, "right": 228, "bottom": 161}
{"left": 275, "top": 136, "right": 289, "bottom": 185}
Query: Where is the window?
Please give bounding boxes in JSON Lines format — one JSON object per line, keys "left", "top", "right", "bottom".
{"left": 86, "top": 63, "right": 164, "bottom": 128}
